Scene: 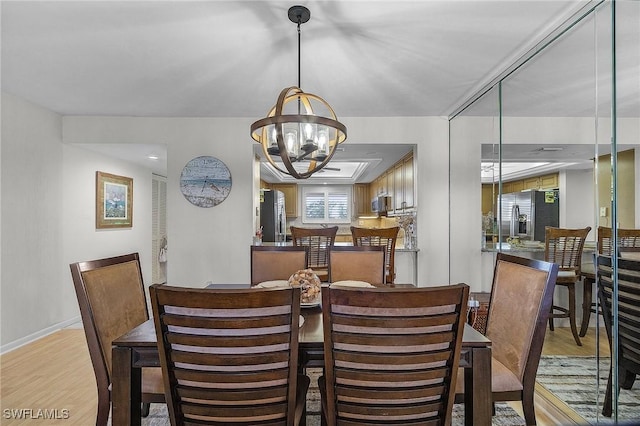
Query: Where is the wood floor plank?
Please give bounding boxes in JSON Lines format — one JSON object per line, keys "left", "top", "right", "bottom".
{"left": 1, "top": 329, "right": 97, "bottom": 425}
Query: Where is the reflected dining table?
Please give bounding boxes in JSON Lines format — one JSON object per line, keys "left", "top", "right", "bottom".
{"left": 112, "top": 304, "right": 492, "bottom": 426}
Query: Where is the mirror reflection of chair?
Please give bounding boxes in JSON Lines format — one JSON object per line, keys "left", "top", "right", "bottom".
{"left": 290, "top": 226, "right": 338, "bottom": 282}
{"left": 350, "top": 226, "right": 399, "bottom": 284}
{"left": 455, "top": 253, "right": 558, "bottom": 426}
{"left": 544, "top": 226, "right": 591, "bottom": 346}
{"left": 328, "top": 246, "right": 386, "bottom": 287}
{"left": 580, "top": 227, "right": 640, "bottom": 336}
{"left": 320, "top": 284, "right": 469, "bottom": 426}
{"left": 250, "top": 245, "right": 308, "bottom": 286}
{"left": 69, "top": 253, "right": 164, "bottom": 426}
{"left": 596, "top": 255, "right": 640, "bottom": 417}
{"left": 150, "top": 284, "right": 310, "bottom": 425}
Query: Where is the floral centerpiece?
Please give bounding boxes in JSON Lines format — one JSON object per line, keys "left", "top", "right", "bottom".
{"left": 288, "top": 269, "right": 321, "bottom": 304}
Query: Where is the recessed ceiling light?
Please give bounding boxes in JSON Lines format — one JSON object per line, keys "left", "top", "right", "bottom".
{"left": 148, "top": 155, "right": 159, "bottom": 160}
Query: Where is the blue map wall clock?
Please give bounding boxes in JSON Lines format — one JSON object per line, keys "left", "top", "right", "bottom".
{"left": 180, "top": 156, "right": 232, "bottom": 208}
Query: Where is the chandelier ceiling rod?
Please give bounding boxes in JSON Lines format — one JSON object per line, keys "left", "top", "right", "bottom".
{"left": 250, "top": 5, "right": 346, "bottom": 180}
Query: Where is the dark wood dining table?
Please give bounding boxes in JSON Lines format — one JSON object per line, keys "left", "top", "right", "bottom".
{"left": 112, "top": 305, "right": 492, "bottom": 426}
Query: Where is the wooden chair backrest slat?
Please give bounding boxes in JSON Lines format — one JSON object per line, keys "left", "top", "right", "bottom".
{"left": 290, "top": 226, "right": 338, "bottom": 280}
{"left": 544, "top": 226, "right": 591, "bottom": 276}
{"left": 321, "top": 284, "right": 469, "bottom": 426}
{"left": 597, "top": 226, "right": 640, "bottom": 256}
{"left": 151, "top": 285, "right": 303, "bottom": 426}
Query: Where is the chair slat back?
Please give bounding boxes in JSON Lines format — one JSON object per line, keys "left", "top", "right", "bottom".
{"left": 321, "top": 284, "right": 469, "bottom": 426}
{"left": 544, "top": 226, "right": 591, "bottom": 275}
{"left": 70, "top": 253, "right": 149, "bottom": 381}
{"left": 350, "top": 226, "right": 399, "bottom": 284}
{"left": 597, "top": 256, "right": 640, "bottom": 370}
{"left": 251, "top": 246, "right": 309, "bottom": 286}
{"left": 290, "top": 226, "right": 337, "bottom": 279}
{"left": 598, "top": 226, "right": 640, "bottom": 255}
{"left": 486, "top": 254, "right": 558, "bottom": 383}
{"left": 151, "top": 285, "right": 302, "bottom": 426}
{"left": 328, "top": 246, "right": 386, "bottom": 286}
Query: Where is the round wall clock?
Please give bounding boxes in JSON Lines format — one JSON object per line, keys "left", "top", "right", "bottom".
{"left": 180, "top": 156, "right": 232, "bottom": 208}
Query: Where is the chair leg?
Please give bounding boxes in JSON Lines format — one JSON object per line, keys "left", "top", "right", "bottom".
{"left": 141, "top": 403, "right": 150, "bottom": 417}
{"left": 96, "top": 388, "right": 110, "bottom": 426}
{"left": 548, "top": 310, "right": 555, "bottom": 331}
{"left": 620, "top": 366, "right": 636, "bottom": 390}
{"left": 522, "top": 387, "right": 537, "bottom": 425}
{"left": 602, "top": 367, "right": 613, "bottom": 417}
{"left": 567, "top": 284, "right": 582, "bottom": 346}
{"left": 579, "top": 277, "right": 594, "bottom": 337}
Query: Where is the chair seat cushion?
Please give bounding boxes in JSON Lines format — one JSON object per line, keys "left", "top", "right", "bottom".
{"left": 455, "top": 358, "right": 523, "bottom": 396}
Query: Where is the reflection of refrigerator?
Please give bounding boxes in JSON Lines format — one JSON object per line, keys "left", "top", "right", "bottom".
{"left": 260, "top": 190, "right": 286, "bottom": 242}
{"left": 498, "top": 190, "right": 559, "bottom": 242}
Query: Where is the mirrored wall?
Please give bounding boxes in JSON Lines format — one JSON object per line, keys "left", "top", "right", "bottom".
{"left": 450, "top": 0, "right": 639, "bottom": 421}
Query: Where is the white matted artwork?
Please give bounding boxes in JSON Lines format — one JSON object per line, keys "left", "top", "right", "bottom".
{"left": 179, "top": 156, "right": 232, "bottom": 208}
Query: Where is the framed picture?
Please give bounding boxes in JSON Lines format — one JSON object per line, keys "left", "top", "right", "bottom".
{"left": 96, "top": 171, "right": 133, "bottom": 229}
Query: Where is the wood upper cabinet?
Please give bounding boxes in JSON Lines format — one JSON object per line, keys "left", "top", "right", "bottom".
{"left": 271, "top": 184, "right": 297, "bottom": 217}
{"left": 354, "top": 184, "right": 371, "bottom": 216}
{"left": 394, "top": 163, "right": 403, "bottom": 210}
{"left": 402, "top": 156, "right": 414, "bottom": 209}
{"left": 368, "top": 153, "right": 415, "bottom": 214}
{"left": 539, "top": 173, "right": 559, "bottom": 189}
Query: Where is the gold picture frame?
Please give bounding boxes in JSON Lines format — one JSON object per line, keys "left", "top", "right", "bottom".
{"left": 96, "top": 171, "right": 133, "bottom": 229}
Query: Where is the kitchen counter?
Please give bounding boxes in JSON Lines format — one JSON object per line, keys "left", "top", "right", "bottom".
{"left": 257, "top": 241, "right": 419, "bottom": 252}
{"left": 481, "top": 241, "right": 596, "bottom": 254}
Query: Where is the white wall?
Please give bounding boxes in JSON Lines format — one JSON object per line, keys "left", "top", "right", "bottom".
{"left": 64, "top": 115, "right": 451, "bottom": 288}
{"left": 62, "top": 144, "right": 154, "bottom": 296}
{"left": 1, "top": 93, "right": 64, "bottom": 348}
{"left": 1, "top": 93, "right": 155, "bottom": 351}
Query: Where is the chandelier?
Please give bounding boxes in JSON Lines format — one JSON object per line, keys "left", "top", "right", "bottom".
{"left": 250, "top": 5, "right": 347, "bottom": 180}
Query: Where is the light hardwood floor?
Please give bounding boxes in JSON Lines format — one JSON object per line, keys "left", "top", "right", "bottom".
{"left": 0, "top": 326, "right": 607, "bottom": 425}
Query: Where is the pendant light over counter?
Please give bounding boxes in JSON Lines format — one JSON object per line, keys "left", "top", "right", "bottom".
{"left": 250, "top": 5, "right": 347, "bottom": 180}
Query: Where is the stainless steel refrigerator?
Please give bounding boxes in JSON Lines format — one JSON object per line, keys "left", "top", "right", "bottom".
{"left": 260, "top": 190, "right": 287, "bottom": 242}
{"left": 497, "top": 189, "right": 559, "bottom": 242}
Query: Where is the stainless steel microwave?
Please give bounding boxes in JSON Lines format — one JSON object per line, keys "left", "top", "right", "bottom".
{"left": 372, "top": 196, "right": 392, "bottom": 213}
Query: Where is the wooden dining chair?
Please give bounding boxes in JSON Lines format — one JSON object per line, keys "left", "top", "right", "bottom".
{"left": 597, "top": 255, "right": 640, "bottom": 417}
{"left": 544, "top": 226, "right": 591, "bottom": 346}
{"left": 350, "top": 226, "right": 399, "bottom": 284}
{"left": 580, "top": 226, "right": 640, "bottom": 336}
{"left": 328, "top": 246, "right": 386, "bottom": 286}
{"left": 319, "top": 283, "right": 469, "bottom": 426}
{"left": 290, "top": 226, "right": 338, "bottom": 281}
{"left": 149, "top": 284, "right": 310, "bottom": 426}
{"left": 455, "top": 253, "right": 558, "bottom": 426}
{"left": 250, "top": 245, "right": 309, "bottom": 286}
{"left": 69, "top": 253, "right": 165, "bottom": 426}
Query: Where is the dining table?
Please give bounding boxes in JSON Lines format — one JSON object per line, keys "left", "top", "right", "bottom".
{"left": 112, "top": 302, "right": 492, "bottom": 426}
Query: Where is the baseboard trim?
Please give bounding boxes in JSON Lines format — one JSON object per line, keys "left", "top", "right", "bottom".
{"left": 1, "top": 316, "right": 81, "bottom": 354}
{"left": 534, "top": 381, "right": 586, "bottom": 425}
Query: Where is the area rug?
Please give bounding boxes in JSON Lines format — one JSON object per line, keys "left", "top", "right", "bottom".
{"left": 536, "top": 355, "right": 640, "bottom": 425}
{"left": 135, "top": 368, "right": 526, "bottom": 426}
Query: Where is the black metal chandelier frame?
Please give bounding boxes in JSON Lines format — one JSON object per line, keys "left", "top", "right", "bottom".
{"left": 250, "top": 5, "right": 347, "bottom": 179}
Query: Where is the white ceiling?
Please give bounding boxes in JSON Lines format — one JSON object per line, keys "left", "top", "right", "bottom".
{"left": 2, "top": 1, "right": 637, "bottom": 180}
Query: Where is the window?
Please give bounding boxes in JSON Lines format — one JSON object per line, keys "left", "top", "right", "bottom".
{"left": 302, "top": 186, "right": 351, "bottom": 224}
